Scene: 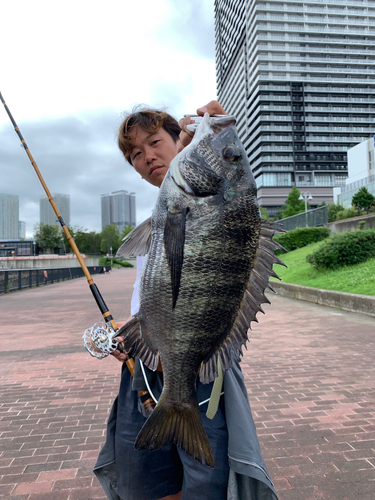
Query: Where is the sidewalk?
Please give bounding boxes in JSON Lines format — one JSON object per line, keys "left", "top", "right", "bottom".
{"left": 0, "top": 269, "right": 374, "bottom": 499}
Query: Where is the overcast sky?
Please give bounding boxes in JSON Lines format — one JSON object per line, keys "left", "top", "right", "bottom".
{"left": 0, "top": 0, "right": 217, "bottom": 237}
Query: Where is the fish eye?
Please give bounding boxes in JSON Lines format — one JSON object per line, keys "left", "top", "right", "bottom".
{"left": 223, "top": 146, "right": 241, "bottom": 162}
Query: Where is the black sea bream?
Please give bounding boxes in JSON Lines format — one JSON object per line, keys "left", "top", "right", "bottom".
{"left": 116, "top": 114, "right": 285, "bottom": 467}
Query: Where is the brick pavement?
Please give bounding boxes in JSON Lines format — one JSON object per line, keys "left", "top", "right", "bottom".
{"left": 0, "top": 268, "right": 374, "bottom": 499}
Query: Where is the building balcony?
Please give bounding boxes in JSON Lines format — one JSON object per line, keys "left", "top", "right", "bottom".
{"left": 256, "top": 23, "right": 375, "bottom": 36}
{"left": 258, "top": 54, "right": 375, "bottom": 66}
{"left": 256, "top": 32, "right": 375, "bottom": 45}
{"left": 305, "top": 85, "right": 375, "bottom": 93}
{"left": 305, "top": 106, "right": 375, "bottom": 113}
{"left": 254, "top": 75, "right": 375, "bottom": 85}
{"left": 306, "top": 126, "right": 372, "bottom": 133}
{"left": 257, "top": 45, "right": 375, "bottom": 57}
{"left": 306, "top": 115, "right": 371, "bottom": 122}
{"left": 255, "top": 64, "right": 375, "bottom": 76}
{"left": 261, "top": 4, "right": 375, "bottom": 17}
{"left": 305, "top": 96, "right": 375, "bottom": 103}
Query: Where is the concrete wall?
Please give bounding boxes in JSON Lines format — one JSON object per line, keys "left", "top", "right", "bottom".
{"left": 328, "top": 213, "right": 375, "bottom": 233}
{"left": 272, "top": 281, "right": 375, "bottom": 318}
{"left": 0, "top": 255, "right": 100, "bottom": 269}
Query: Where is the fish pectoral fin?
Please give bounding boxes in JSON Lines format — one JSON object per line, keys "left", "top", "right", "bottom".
{"left": 117, "top": 315, "right": 159, "bottom": 371}
{"left": 164, "top": 207, "right": 188, "bottom": 309}
{"left": 116, "top": 217, "right": 152, "bottom": 258}
{"left": 135, "top": 394, "right": 215, "bottom": 468}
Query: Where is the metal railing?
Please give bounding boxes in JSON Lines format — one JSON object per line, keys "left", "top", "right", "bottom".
{"left": 278, "top": 205, "right": 328, "bottom": 231}
{"left": 0, "top": 266, "right": 110, "bottom": 294}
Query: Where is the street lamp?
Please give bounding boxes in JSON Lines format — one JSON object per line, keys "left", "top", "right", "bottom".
{"left": 299, "top": 191, "right": 313, "bottom": 228}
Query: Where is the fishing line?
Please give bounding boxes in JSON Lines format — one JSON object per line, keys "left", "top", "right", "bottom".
{"left": 139, "top": 359, "right": 224, "bottom": 407}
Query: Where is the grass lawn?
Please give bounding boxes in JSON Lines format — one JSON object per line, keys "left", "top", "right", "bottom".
{"left": 272, "top": 241, "right": 375, "bottom": 297}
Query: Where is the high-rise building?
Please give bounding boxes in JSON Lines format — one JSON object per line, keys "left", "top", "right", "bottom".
{"left": 215, "top": 0, "right": 375, "bottom": 216}
{"left": 18, "top": 221, "right": 26, "bottom": 239}
{"left": 0, "top": 193, "right": 19, "bottom": 239}
{"left": 101, "top": 191, "right": 136, "bottom": 233}
{"left": 40, "top": 194, "right": 70, "bottom": 226}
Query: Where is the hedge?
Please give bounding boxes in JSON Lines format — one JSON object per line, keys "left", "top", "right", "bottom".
{"left": 274, "top": 227, "right": 330, "bottom": 254}
{"left": 99, "top": 257, "right": 133, "bottom": 268}
{"left": 306, "top": 230, "right": 375, "bottom": 269}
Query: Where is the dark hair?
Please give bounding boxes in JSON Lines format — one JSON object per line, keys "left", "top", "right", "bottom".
{"left": 118, "top": 106, "right": 181, "bottom": 165}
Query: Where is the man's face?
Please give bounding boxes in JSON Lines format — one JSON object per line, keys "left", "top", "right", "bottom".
{"left": 129, "top": 125, "right": 179, "bottom": 188}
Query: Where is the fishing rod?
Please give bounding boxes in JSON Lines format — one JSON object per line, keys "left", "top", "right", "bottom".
{"left": 0, "top": 91, "right": 154, "bottom": 413}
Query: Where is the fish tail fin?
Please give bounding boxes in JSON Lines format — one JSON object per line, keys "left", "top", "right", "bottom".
{"left": 135, "top": 395, "right": 214, "bottom": 468}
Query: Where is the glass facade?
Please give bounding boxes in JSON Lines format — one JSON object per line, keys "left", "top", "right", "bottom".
{"left": 40, "top": 194, "right": 70, "bottom": 226}
{"left": 101, "top": 191, "right": 136, "bottom": 232}
{"left": 215, "top": 0, "right": 375, "bottom": 213}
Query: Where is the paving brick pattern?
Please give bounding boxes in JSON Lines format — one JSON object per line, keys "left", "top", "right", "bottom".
{"left": 0, "top": 269, "right": 374, "bottom": 499}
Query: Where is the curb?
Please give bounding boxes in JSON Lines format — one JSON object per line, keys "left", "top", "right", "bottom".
{"left": 271, "top": 281, "right": 375, "bottom": 318}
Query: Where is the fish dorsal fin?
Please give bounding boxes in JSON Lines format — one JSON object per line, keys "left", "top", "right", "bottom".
{"left": 164, "top": 207, "right": 188, "bottom": 309}
{"left": 199, "top": 220, "right": 286, "bottom": 384}
{"left": 116, "top": 217, "right": 152, "bottom": 258}
{"left": 117, "top": 314, "right": 160, "bottom": 371}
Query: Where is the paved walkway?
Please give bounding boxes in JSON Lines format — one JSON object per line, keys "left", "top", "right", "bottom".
{"left": 0, "top": 269, "right": 374, "bottom": 500}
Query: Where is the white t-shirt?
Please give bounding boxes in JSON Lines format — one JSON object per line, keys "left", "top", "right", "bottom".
{"left": 130, "top": 255, "right": 146, "bottom": 316}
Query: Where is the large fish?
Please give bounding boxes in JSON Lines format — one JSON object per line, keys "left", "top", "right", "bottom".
{"left": 116, "top": 114, "right": 285, "bottom": 467}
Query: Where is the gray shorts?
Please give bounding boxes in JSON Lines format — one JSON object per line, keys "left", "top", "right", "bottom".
{"left": 115, "top": 367, "right": 229, "bottom": 500}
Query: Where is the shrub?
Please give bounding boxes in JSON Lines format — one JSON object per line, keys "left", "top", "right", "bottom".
{"left": 327, "top": 203, "right": 344, "bottom": 223}
{"left": 274, "top": 227, "right": 330, "bottom": 253}
{"left": 99, "top": 257, "right": 133, "bottom": 268}
{"left": 335, "top": 206, "right": 358, "bottom": 221}
{"left": 307, "top": 230, "right": 375, "bottom": 269}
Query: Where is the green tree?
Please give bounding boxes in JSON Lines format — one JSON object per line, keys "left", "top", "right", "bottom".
{"left": 34, "top": 223, "right": 62, "bottom": 253}
{"left": 82, "top": 231, "right": 102, "bottom": 254}
{"left": 352, "top": 187, "right": 375, "bottom": 214}
{"left": 281, "top": 187, "right": 309, "bottom": 219}
{"left": 259, "top": 206, "right": 269, "bottom": 220}
{"left": 100, "top": 224, "right": 121, "bottom": 255}
{"left": 121, "top": 224, "right": 134, "bottom": 240}
{"left": 327, "top": 203, "right": 344, "bottom": 223}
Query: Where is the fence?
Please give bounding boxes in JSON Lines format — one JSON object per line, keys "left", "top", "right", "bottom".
{"left": 0, "top": 266, "right": 110, "bottom": 294}
{"left": 279, "top": 205, "right": 328, "bottom": 231}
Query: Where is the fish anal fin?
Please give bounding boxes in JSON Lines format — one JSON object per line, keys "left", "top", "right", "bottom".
{"left": 116, "top": 315, "right": 159, "bottom": 371}
{"left": 135, "top": 394, "right": 214, "bottom": 468}
{"left": 116, "top": 217, "right": 152, "bottom": 258}
{"left": 164, "top": 207, "right": 188, "bottom": 309}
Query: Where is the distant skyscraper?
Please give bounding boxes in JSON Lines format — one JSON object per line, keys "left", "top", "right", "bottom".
{"left": 215, "top": 0, "right": 375, "bottom": 216}
{"left": 40, "top": 194, "right": 70, "bottom": 226}
{"left": 0, "top": 193, "right": 19, "bottom": 239}
{"left": 101, "top": 191, "right": 136, "bottom": 233}
{"left": 18, "top": 221, "right": 26, "bottom": 239}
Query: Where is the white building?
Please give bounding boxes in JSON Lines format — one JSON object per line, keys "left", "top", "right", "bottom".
{"left": 215, "top": 0, "right": 375, "bottom": 216}
{"left": 336, "top": 137, "right": 375, "bottom": 207}
{"left": 40, "top": 193, "right": 70, "bottom": 226}
{"left": 101, "top": 191, "right": 136, "bottom": 233}
{"left": 0, "top": 193, "right": 19, "bottom": 239}
{"left": 18, "top": 221, "right": 26, "bottom": 239}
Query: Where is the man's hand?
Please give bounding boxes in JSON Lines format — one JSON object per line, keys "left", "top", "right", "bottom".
{"left": 112, "top": 335, "right": 128, "bottom": 362}
{"left": 197, "top": 100, "right": 227, "bottom": 117}
{"left": 177, "top": 100, "right": 227, "bottom": 152}
{"left": 111, "top": 319, "right": 129, "bottom": 363}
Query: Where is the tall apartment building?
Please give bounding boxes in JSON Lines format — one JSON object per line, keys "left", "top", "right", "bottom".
{"left": 101, "top": 190, "right": 136, "bottom": 233}
{"left": 0, "top": 193, "right": 19, "bottom": 239}
{"left": 40, "top": 194, "right": 70, "bottom": 226}
{"left": 18, "top": 221, "right": 26, "bottom": 239}
{"left": 215, "top": 0, "right": 375, "bottom": 216}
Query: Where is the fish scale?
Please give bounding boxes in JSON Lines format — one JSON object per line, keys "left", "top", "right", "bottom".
{"left": 116, "top": 113, "right": 285, "bottom": 467}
